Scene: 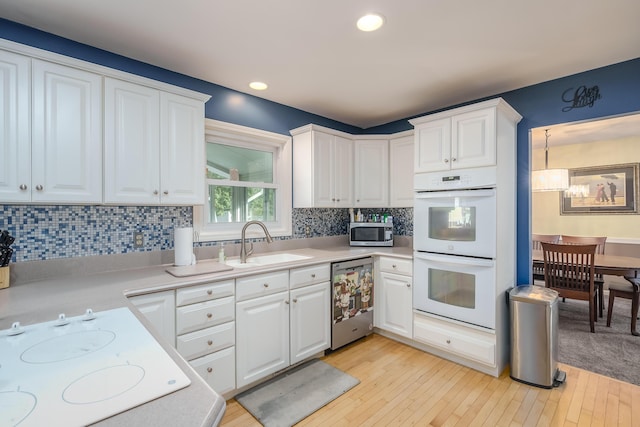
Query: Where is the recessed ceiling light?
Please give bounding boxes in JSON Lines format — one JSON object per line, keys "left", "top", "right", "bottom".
{"left": 357, "top": 13, "right": 384, "bottom": 32}
{"left": 249, "top": 81, "right": 268, "bottom": 90}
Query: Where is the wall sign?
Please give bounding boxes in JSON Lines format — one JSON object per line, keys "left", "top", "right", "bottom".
{"left": 562, "top": 85, "right": 602, "bottom": 112}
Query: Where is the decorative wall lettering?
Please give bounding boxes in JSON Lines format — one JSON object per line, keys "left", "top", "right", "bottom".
{"left": 562, "top": 85, "right": 602, "bottom": 112}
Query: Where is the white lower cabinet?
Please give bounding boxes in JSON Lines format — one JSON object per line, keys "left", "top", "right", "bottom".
{"left": 413, "top": 312, "right": 496, "bottom": 367}
{"left": 290, "top": 281, "right": 331, "bottom": 364}
{"left": 175, "top": 280, "right": 236, "bottom": 394}
{"left": 129, "top": 290, "right": 176, "bottom": 347}
{"left": 236, "top": 291, "right": 290, "bottom": 388}
{"left": 375, "top": 257, "right": 413, "bottom": 339}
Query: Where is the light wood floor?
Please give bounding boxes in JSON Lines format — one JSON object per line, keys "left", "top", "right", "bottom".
{"left": 220, "top": 334, "right": 640, "bottom": 426}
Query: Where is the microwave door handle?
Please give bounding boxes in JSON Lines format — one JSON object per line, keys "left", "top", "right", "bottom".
{"left": 414, "top": 252, "right": 495, "bottom": 268}
{"left": 415, "top": 189, "right": 495, "bottom": 200}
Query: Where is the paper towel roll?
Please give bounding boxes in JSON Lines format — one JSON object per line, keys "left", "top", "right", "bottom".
{"left": 174, "top": 227, "right": 195, "bottom": 266}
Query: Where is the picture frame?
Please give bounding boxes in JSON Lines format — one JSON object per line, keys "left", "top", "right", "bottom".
{"left": 560, "top": 163, "right": 639, "bottom": 215}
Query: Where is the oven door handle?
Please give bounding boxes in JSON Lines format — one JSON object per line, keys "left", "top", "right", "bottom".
{"left": 415, "top": 189, "right": 495, "bottom": 200}
{"left": 414, "top": 251, "right": 495, "bottom": 267}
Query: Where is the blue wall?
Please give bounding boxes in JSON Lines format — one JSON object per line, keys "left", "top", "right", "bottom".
{"left": 2, "top": 18, "right": 639, "bottom": 282}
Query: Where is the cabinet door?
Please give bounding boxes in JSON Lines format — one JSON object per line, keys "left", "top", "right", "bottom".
{"left": 129, "top": 290, "right": 176, "bottom": 347}
{"left": 451, "top": 107, "right": 496, "bottom": 169}
{"left": 333, "top": 135, "right": 354, "bottom": 207}
{"left": 0, "top": 50, "right": 30, "bottom": 202}
{"left": 290, "top": 282, "right": 330, "bottom": 364}
{"left": 189, "top": 346, "right": 236, "bottom": 396}
{"left": 160, "top": 92, "right": 205, "bottom": 205}
{"left": 104, "top": 78, "right": 160, "bottom": 204}
{"left": 415, "top": 117, "right": 451, "bottom": 173}
{"left": 236, "top": 291, "right": 289, "bottom": 388}
{"left": 378, "top": 272, "right": 413, "bottom": 338}
{"left": 32, "top": 60, "right": 102, "bottom": 203}
{"left": 354, "top": 139, "right": 388, "bottom": 207}
{"left": 312, "top": 131, "right": 334, "bottom": 207}
{"left": 389, "top": 135, "right": 414, "bottom": 207}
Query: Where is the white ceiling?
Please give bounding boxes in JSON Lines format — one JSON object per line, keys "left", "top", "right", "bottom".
{"left": 1, "top": 1, "right": 639, "bottom": 129}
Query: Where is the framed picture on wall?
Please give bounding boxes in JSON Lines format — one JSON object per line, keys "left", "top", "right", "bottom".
{"left": 560, "top": 163, "right": 639, "bottom": 215}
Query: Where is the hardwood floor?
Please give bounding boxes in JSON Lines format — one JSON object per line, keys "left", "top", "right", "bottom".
{"left": 220, "top": 334, "right": 640, "bottom": 426}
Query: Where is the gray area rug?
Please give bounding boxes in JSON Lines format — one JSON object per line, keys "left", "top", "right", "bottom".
{"left": 558, "top": 296, "right": 640, "bottom": 385}
{"left": 236, "top": 359, "right": 359, "bottom": 426}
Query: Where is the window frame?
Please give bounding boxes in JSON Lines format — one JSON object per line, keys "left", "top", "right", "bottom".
{"left": 194, "top": 119, "right": 292, "bottom": 242}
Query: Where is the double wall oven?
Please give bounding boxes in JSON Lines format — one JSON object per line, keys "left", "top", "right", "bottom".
{"left": 413, "top": 168, "right": 498, "bottom": 330}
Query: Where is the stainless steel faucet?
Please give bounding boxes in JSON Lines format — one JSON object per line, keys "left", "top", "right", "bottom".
{"left": 240, "top": 221, "right": 274, "bottom": 263}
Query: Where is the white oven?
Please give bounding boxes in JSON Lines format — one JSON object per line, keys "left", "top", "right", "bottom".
{"left": 414, "top": 188, "right": 496, "bottom": 258}
{"left": 413, "top": 251, "right": 496, "bottom": 329}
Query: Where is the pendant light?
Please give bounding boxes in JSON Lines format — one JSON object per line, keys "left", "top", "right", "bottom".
{"left": 531, "top": 129, "right": 569, "bottom": 192}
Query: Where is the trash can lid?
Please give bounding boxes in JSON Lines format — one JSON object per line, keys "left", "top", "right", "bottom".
{"left": 509, "top": 285, "right": 558, "bottom": 305}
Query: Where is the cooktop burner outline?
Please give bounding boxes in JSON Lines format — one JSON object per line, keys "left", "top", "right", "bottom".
{"left": 20, "top": 329, "right": 116, "bottom": 364}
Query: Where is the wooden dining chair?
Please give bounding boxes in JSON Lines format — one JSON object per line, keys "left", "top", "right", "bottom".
{"left": 561, "top": 235, "right": 607, "bottom": 318}
{"left": 532, "top": 234, "right": 560, "bottom": 283}
{"left": 541, "top": 242, "right": 598, "bottom": 333}
{"left": 606, "top": 277, "right": 640, "bottom": 335}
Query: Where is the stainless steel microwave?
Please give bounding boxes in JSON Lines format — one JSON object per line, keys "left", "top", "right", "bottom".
{"left": 349, "top": 222, "right": 393, "bottom": 247}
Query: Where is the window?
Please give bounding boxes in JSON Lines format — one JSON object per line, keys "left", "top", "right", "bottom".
{"left": 194, "top": 119, "right": 292, "bottom": 241}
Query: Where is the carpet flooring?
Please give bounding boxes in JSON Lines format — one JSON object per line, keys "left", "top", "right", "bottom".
{"left": 558, "top": 294, "right": 640, "bottom": 386}
{"left": 235, "top": 359, "right": 359, "bottom": 427}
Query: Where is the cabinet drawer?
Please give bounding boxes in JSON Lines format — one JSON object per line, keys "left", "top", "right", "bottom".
{"left": 379, "top": 257, "right": 412, "bottom": 276}
{"left": 176, "top": 280, "right": 234, "bottom": 306}
{"left": 176, "top": 296, "right": 235, "bottom": 335}
{"left": 413, "top": 313, "right": 495, "bottom": 366}
{"left": 189, "top": 346, "right": 235, "bottom": 395}
{"left": 236, "top": 270, "right": 289, "bottom": 302}
{"left": 290, "top": 263, "right": 330, "bottom": 289}
{"left": 177, "top": 321, "right": 235, "bottom": 361}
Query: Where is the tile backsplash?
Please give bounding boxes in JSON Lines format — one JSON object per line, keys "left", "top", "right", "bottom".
{"left": 0, "top": 205, "right": 412, "bottom": 263}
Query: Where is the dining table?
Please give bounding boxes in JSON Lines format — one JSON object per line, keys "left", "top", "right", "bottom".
{"left": 532, "top": 249, "right": 640, "bottom": 336}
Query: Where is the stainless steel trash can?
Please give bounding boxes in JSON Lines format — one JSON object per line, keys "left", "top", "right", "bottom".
{"left": 509, "top": 285, "right": 566, "bottom": 388}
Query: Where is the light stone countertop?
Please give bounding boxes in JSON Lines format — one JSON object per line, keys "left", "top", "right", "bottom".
{"left": 0, "top": 242, "right": 413, "bottom": 426}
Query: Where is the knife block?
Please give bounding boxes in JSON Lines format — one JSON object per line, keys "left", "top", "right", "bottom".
{"left": 0, "top": 266, "right": 9, "bottom": 289}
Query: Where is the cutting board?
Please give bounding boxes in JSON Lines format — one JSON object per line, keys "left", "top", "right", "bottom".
{"left": 166, "top": 261, "right": 233, "bottom": 277}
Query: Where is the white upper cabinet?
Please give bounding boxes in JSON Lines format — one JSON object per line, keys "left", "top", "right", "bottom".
{"left": 354, "top": 139, "right": 389, "bottom": 207}
{"left": 104, "top": 78, "right": 205, "bottom": 205}
{"left": 0, "top": 50, "right": 30, "bottom": 202}
{"left": 33, "top": 60, "right": 103, "bottom": 203}
{"left": 389, "top": 134, "right": 414, "bottom": 206}
{"left": 0, "top": 54, "right": 102, "bottom": 204}
{"left": 411, "top": 98, "right": 521, "bottom": 174}
{"left": 291, "top": 126, "right": 353, "bottom": 208}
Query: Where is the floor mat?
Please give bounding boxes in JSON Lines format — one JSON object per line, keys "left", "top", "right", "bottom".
{"left": 235, "top": 359, "right": 359, "bottom": 426}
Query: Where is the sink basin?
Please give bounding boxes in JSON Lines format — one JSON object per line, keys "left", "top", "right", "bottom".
{"left": 225, "top": 253, "right": 312, "bottom": 269}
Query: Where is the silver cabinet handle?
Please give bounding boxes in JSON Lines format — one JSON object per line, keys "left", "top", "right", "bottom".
{"left": 406, "top": 283, "right": 411, "bottom": 288}
{"left": 263, "top": 283, "right": 269, "bottom": 288}
{"left": 207, "top": 289, "right": 213, "bottom": 295}
{"left": 285, "top": 300, "right": 290, "bottom": 305}
{"left": 392, "top": 264, "right": 397, "bottom": 268}
{"left": 446, "top": 339, "right": 451, "bottom": 344}
{"left": 163, "top": 190, "right": 169, "bottom": 195}
{"left": 311, "top": 274, "right": 316, "bottom": 278}
{"left": 451, "top": 158, "right": 457, "bottom": 162}
{"left": 153, "top": 190, "right": 159, "bottom": 195}
{"left": 207, "top": 367, "right": 213, "bottom": 373}
{"left": 206, "top": 313, "right": 212, "bottom": 319}
{"left": 444, "top": 159, "right": 449, "bottom": 163}
{"left": 207, "top": 340, "right": 213, "bottom": 346}
{"left": 19, "top": 184, "right": 27, "bottom": 191}
{"left": 293, "top": 298, "right": 298, "bottom": 303}
{"left": 35, "top": 185, "right": 43, "bottom": 191}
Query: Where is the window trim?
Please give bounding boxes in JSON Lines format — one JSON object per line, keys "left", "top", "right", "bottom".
{"left": 194, "top": 119, "right": 292, "bottom": 242}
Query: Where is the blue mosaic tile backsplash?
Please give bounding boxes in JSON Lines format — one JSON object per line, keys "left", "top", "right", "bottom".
{"left": 0, "top": 205, "right": 412, "bottom": 263}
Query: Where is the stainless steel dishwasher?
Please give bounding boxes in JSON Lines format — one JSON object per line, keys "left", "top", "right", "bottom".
{"left": 331, "top": 257, "right": 374, "bottom": 350}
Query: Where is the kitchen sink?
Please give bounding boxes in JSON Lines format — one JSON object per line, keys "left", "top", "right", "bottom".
{"left": 226, "top": 253, "right": 311, "bottom": 268}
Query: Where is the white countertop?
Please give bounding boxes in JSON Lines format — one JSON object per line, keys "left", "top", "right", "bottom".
{"left": 0, "top": 244, "right": 412, "bottom": 426}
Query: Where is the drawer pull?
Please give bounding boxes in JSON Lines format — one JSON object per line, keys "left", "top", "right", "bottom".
{"left": 293, "top": 298, "right": 298, "bottom": 303}
{"left": 207, "top": 289, "right": 213, "bottom": 295}
{"left": 406, "top": 283, "right": 411, "bottom": 288}
{"left": 311, "top": 274, "right": 316, "bottom": 278}
{"left": 207, "top": 340, "right": 213, "bottom": 346}
{"left": 285, "top": 300, "right": 290, "bottom": 305}
{"left": 446, "top": 339, "right": 451, "bottom": 344}
{"left": 263, "top": 283, "right": 269, "bottom": 288}
{"left": 207, "top": 367, "right": 213, "bottom": 373}
{"left": 392, "top": 264, "right": 397, "bottom": 268}
{"left": 206, "top": 313, "right": 213, "bottom": 319}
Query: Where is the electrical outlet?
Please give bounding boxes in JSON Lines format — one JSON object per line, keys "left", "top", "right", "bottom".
{"left": 305, "top": 226, "right": 311, "bottom": 237}
{"left": 134, "top": 232, "right": 144, "bottom": 248}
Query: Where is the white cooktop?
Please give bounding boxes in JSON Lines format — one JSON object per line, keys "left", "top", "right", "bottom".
{"left": 0, "top": 307, "right": 191, "bottom": 427}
